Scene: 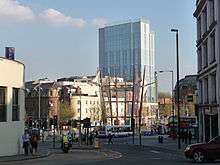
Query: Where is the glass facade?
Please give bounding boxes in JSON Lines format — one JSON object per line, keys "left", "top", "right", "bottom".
{"left": 99, "top": 19, "right": 155, "bottom": 102}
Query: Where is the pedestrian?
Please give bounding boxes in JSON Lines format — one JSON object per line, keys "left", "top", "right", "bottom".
{"left": 108, "top": 133, "right": 113, "bottom": 144}
{"left": 22, "top": 129, "right": 30, "bottom": 155}
{"left": 89, "top": 132, "right": 94, "bottom": 145}
{"left": 180, "top": 130, "right": 184, "bottom": 143}
{"left": 184, "top": 131, "right": 188, "bottom": 144}
{"left": 30, "top": 133, "right": 38, "bottom": 155}
{"left": 188, "top": 131, "right": 192, "bottom": 144}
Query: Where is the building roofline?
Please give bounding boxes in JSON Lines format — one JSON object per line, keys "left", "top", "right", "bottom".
{"left": 0, "top": 57, "right": 25, "bottom": 67}
{"left": 99, "top": 18, "right": 150, "bottom": 29}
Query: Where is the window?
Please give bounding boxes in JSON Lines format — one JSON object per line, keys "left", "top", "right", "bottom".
{"left": 0, "top": 87, "right": 6, "bottom": 122}
{"left": 210, "top": 32, "right": 216, "bottom": 63}
{"left": 202, "top": 7, "right": 207, "bottom": 34}
{"left": 210, "top": 0, "right": 215, "bottom": 24}
{"left": 203, "top": 41, "right": 208, "bottom": 68}
{"left": 86, "top": 100, "right": 88, "bottom": 104}
{"left": 198, "top": 47, "right": 202, "bottom": 71}
{"left": 211, "top": 73, "right": 217, "bottom": 103}
{"left": 197, "top": 17, "right": 201, "bottom": 39}
{"left": 77, "top": 100, "right": 80, "bottom": 104}
{"left": 204, "top": 77, "right": 209, "bottom": 104}
{"left": 78, "top": 108, "right": 80, "bottom": 113}
{"left": 12, "top": 88, "right": 19, "bottom": 121}
{"left": 86, "top": 108, "right": 88, "bottom": 113}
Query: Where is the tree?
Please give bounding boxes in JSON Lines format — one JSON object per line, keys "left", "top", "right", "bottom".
{"left": 59, "top": 101, "right": 75, "bottom": 122}
{"left": 158, "top": 92, "right": 171, "bottom": 98}
{"left": 89, "top": 105, "right": 102, "bottom": 124}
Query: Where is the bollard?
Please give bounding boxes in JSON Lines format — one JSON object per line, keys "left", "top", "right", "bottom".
{"left": 94, "top": 138, "right": 101, "bottom": 148}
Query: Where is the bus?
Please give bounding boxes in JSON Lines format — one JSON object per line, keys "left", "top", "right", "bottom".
{"left": 167, "top": 116, "right": 198, "bottom": 138}
{"left": 97, "top": 125, "right": 132, "bottom": 138}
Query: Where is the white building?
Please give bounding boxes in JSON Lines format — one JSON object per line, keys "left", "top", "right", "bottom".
{"left": 194, "top": 0, "right": 220, "bottom": 142}
{"left": 0, "top": 57, "right": 25, "bottom": 156}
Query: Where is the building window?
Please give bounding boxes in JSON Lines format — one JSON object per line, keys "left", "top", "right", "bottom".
{"left": 78, "top": 108, "right": 80, "bottom": 113}
{"left": 202, "top": 7, "right": 207, "bottom": 34}
{"left": 0, "top": 87, "right": 7, "bottom": 122}
{"left": 198, "top": 47, "right": 202, "bottom": 71}
{"left": 204, "top": 77, "right": 209, "bottom": 104}
{"left": 203, "top": 41, "right": 208, "bottom": 68}
{"left": 211, "top": 73, "right": 217, "bottom": 103}
{"left": 210, "top": 32, "right": 216, "bottom": 63}
{"left": 50, "top": 91, "right": 53, "bottom": 97}
{"left": 210, "top": 0, "right": 215, "bottom": 24}
{"left": 77, "top": 100, "right": 80, "bottom": 104}
{"left": 12, "top": 88, "right": 19, "bottom": 121}
{"left": 86, "top": 108, "right": 88, "bottom": 113}
{"left": 197, "top": 17, "right": 201, "bottom": 39}
{"left": 199, "top": 80, "right": 203, "bottom": 104}
{"left": 86, "top": 100, "right": 88, "bottom": 104}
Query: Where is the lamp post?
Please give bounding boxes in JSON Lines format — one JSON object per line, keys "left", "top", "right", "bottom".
{"left": 171, "top": 28, "right": 181, "bottom": 149}
{"left": 79, "top": 87, "right": 82, "bottom": 145}
{"left": 33, "top": 82, "right": 42, "bottom": 128}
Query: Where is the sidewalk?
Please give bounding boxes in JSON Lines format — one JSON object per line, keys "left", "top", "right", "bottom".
{"left": 0, "top": 141, "right": 51, "bottom": 162}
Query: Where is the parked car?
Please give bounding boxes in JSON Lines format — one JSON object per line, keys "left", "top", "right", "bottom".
{"left": 184, "top": 136, "right": 220, "bottom": 163}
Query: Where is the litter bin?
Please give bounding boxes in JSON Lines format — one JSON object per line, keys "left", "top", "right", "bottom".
{"left": 158, "top": 135, "right": 163, "bottom": 143}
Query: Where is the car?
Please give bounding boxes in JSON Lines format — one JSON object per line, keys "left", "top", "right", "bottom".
{"left": 184, "top": 136, "right": 220, "bottom": 163}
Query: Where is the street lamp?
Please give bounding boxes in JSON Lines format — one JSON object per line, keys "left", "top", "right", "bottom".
{"left": 171, "top": 28, "right": 181, "bottom": 149}
{"left": 33, "top": 82, "right": 42, "bottom": 128}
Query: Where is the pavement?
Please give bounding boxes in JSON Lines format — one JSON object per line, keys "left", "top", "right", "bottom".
{"left": 0, "top": 135, "right": 119, "bottom": 163}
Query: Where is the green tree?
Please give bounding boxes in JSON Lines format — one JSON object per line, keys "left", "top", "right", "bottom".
{"left": 59, "top": 101, "right": 75, "bottom": 122}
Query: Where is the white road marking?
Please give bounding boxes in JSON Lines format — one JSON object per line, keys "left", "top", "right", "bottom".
{"left": 150, "top": 150, "right": 160, "bottom": 154}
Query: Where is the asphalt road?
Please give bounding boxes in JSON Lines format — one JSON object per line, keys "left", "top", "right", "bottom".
{"left": 1, "top": 138, "right": 220, "bottom": 165}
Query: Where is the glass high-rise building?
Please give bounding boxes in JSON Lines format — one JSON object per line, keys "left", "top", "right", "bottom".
{"left": 99, "top": 19, "right": 156, "bottom": 102}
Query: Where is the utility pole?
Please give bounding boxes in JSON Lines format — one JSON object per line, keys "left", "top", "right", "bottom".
{"left": 171, "top": 28, "right": 181, "bottom": 149}
{"left": 131, "top": 64, "right": 135, "bottom": 144}
{"left": 139, "top": 66, "right": 146, "bottom": 146}
{"left": 99, "top": 69, "right": 106, "bottom": 125}
{"left": 79, "top": 88, "right": 82, "bottom": 145}
{"left": 114, "top": 66, "right": 119, "bottom": 125}
{"left": 124, "top": 74, "right": 127, "bottom": 124}
{"left": 108, "top": 75, "right": 113, "bottom": 125}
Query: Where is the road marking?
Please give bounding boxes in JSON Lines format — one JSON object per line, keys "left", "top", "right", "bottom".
{"left": 150, "top": 150, "right": 160, "bottom": 154}
{"left": 151, "top": 158, "right": 161, "bottom": 160}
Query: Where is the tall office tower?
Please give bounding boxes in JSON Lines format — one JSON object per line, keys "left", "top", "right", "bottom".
{"left": 99, "top": 19, "right": 155, "bottom": 102}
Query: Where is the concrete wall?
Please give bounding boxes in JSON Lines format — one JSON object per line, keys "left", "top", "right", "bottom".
{"left": 0, "top": 58, "right": 25, "bottom": 156}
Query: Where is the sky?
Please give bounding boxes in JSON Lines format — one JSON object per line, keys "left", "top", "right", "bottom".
{"left": 0, "top": 0, "right": 197, "bottom": 93}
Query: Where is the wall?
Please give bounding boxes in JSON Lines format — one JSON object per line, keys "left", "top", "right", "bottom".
{"left": 0, "top": 58, "right": 25, "bottom": 156}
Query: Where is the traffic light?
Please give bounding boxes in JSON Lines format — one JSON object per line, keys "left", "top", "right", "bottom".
{"left": 83, "top": 118, "right": 91, "bottom": 128}
{"left": 72, "top": 120, "right": 77, "bottom": 128}
{"left": 50, "top": 118, "right": 53, "bottom": 126}
{"left": 28, "top": 116, "right": 33, "bottom": 128}
{"left": 67, "top": 120, "right": 71, "bottom": 126}
{"left": 131, "top": 118, "right": 135, "bottom": 129}
{"left": 54, "top": 115, "right": 58, "bottom": 127}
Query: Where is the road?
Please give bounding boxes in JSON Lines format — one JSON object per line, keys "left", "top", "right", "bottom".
{"left": 1, "top": 137, "right": 220, "bottom": 165}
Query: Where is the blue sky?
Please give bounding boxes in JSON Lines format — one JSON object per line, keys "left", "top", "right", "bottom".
{"left": 0, "top": 0, "right": 197, "bottom": 92}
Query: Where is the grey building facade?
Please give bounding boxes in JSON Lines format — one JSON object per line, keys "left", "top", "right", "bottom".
{"left": 194, "top": 0, "right": 220, "bottom": 142}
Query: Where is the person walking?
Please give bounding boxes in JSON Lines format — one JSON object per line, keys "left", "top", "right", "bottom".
{"left": 22, "top": 129, "right": 30, "bottom": 155}
{"left": 30, "top": 133, "right": 38, "bottom": 155}
{"left": 108, "top": 133, "right": 113, "bottom": 144}
{"left": 188, "top": 131, "right": 192, "bottom": 144}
